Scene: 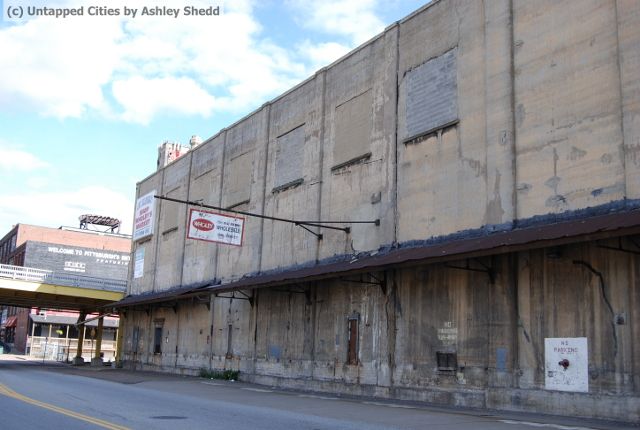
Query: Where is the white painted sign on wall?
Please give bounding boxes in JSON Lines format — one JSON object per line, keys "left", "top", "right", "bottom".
{"left": 545, "top": 337, "right": 589, "bottom": 393}
{"left": 133, "top": 190, "right": 156, "bottom": 241}
{"left": 187, "top": 208, "right": 245, "bottom": 246}
{"left": 133, "top": 247, "right": 145, "bottom": 279}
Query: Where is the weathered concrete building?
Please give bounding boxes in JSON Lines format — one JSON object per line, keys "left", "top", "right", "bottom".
{"left": 115, "top": 0, "right": 640, "bottom": 423}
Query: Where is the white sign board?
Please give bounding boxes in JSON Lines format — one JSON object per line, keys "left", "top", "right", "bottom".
{"left": 133, "top": 247, "right": 145, "bottom": 279}
{"left": 545, "top": 337, "right": 588, "bottom": 393}
{"left": 187, "top": 208, "right": 245, "bottom": 246}
{"left": 133, "top": 190, "right": 156, "bottom": 241}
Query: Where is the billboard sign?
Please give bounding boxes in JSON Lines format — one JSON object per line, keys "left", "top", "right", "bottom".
{"left": 133, "top": 190, "right": 156, "bottom": 241}
{"left": 187, "top": 208, "right": 245, "bottom": 246}
{"left": 25, "top": 242, "right": 130, "bottom": 279}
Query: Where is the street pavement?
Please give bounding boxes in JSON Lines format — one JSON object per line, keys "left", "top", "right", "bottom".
{"left": 0, "top": 354, "right": 635, "bottom": 430}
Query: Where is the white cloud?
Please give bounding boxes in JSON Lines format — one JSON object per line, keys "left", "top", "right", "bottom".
{"left": 112, "top": 77, "right": 217, "bottom": 124}
{"left": 297, "top": 40, "right": 351, "bottom": 72}
{"left": 0, "top": 15, "right": 122, "bottom": 118}
{"left": 0, "top": 0, "right": 309, "bottom": 124}
{"left": 286, "top": 0, "right": 385, "bottom": 45}
{"left": 0, "top": 186, "right": 134, "bottom": 234}
{"left": 0, "top": 144, "right": 49, "bottom": 171}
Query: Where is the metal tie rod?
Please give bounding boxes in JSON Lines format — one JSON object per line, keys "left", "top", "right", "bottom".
{"left": 155, "top": 195, "right": 379, "bottom": 235}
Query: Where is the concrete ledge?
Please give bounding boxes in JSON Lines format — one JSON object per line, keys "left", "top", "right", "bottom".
{"left": 487, "top": 388, "right": 640, "bottom": 424}
{"left": 120, "top": 360, "right": 640, "bottom": 423}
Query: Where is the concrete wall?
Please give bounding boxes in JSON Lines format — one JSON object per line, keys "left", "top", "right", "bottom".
{"left": 122, "top": 237, "right": 640, "bottom": 422}
{"left": 122, "top": 0, "right": 640, "bottom": 422}
{"left": 129, "top": 0, "right": 640, "bottom": 292}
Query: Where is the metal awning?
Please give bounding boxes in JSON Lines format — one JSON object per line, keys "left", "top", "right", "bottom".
{"left": 4, "top": 316, "right": 17, "bottom": 328}
{"left": 29, "top": 314, "right": 119, "bottom": 328}
{"left": 110, "top": 208, "right": 640, "bottom": 309}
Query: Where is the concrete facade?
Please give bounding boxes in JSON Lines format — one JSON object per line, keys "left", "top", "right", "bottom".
{"left": 119, "top": 0, "right": 640, "bottom": 423}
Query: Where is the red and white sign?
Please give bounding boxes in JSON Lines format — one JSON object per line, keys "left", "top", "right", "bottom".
{"left": 133, "top": 190, "right": 156, "bottom": 241}
{"left": 187, "top": 208, "right": 245, "bottom": 246}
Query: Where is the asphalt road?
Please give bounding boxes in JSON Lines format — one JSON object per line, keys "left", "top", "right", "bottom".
{"left": 0, "top": 356, "right": 632, "bottom": 430}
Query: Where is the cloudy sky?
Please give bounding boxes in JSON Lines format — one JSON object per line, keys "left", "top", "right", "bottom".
{"left": 0, "top": 0, "right": 427, "bottom": 235}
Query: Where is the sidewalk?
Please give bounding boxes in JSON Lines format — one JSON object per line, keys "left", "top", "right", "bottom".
{"left": 1, "top": 354, "right": 637, "bottom": 429}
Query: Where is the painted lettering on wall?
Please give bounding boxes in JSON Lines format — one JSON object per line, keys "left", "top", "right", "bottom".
{"left": 437, "top": 321, "right": 458, "bottom": 346}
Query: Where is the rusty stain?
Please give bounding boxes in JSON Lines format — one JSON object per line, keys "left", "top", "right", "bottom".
{"left": 626, "top": 142, "right": 640, "bottom": 165}
{"left": 463, "top": 157, "right": 485, "bottom": 177}
{"left": 517, "top": 183, "right": 532, "bottom": 194}
{"left": 485, "top": 170, "right": 505, "bottom": 224}
{"left": 545, "top": 176, "right": 561, "bottom": 190}
{"left": 545, "top": 194, "right": 567, "bottom": 208}
{"left": 516, "top": 104, "right": 525, "bottom": 128}
{"left": 500, "top": 130, "right": 509, "bottom": 146}
{"left": 568, "top": 146, "right": 587, "bottom": 161}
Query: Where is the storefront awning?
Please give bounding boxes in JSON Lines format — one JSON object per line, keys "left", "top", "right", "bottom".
{"left": 110, "top": 207, "right": 640, "bottom": 309}
{"left": 29, "top": 314, "right": 119, "bottom": 328}
{"left": 4, "top": 316, "right": 17, "bottom": 328}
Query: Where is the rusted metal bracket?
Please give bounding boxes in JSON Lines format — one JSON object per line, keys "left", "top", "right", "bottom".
{"left": 271, "top": 285, "right": 312, "bottom": 305}
{"left": 214, "top": 290, "right": 254, "bottom": 307}
{"left": 155, "top": 195, "right": 379, "bottom": 238}
{"left": 296, "top": 223, "right": 323, "bottom": 240}
{"left": 192, "top": 294, "right": 211, "bottom": 310}
{"left": 596, "top": 237, "right": 640, "bottom": 256}
{"left": 340, "top": 273, "right": 387, "bottom": 295}
{"left": 445, "top": 258, "right": 495, "bottom": 284}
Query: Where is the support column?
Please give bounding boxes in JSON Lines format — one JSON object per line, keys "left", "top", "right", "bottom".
{"left": 29, "top": 321, "right": 36, "bottom": 356}
{"left": 72, "top": 312, "right": 86, "bottom": 366}
{"left": 91, "top": 317, "right": 104, "bottom": 366}
{"left": 115, "top": 314, "right": 124, "bottom": 367}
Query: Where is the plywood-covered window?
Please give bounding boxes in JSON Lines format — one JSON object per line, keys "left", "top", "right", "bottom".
{"left": 333, "top": 90, "right": 372, "bottom": 169}
{"left": 405, "top": 48, "right": 458, "bottom": 140}
{"left": 153, "top": 319, "right": 164, "bottom": 354}
{"left": 347, "top": 314, "right": 359, "bottom": 365}
{"left": 274, "top": 124, "right": 305, "bottom": 191}
{"left": 223, "top": 151, "right": 253, "bottom": 208}
{"left": 161, "top": 189, "right": 180, "bottom": 233}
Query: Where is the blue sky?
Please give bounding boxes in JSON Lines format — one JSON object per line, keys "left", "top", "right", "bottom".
{"left": 0, "top": 0, "right": 428, "bottom": 234}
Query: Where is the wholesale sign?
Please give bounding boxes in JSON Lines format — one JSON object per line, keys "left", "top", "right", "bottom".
{"left": 187, "top": 208, "right": 245, "bottom": 246}
{"left": 133, "top": 190, "right": 156, "bottom": 241}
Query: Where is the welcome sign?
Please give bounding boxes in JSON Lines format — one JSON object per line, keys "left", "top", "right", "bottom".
{"left": 187, "top": 208, "right": 245, "bottom": 246}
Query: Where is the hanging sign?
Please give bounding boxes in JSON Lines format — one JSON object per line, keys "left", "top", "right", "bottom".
{"left": 187, "top": 208, "right": 245, "bottom": 246}
{"left": 133, "top": 190, "right": 156, "bottom": 241}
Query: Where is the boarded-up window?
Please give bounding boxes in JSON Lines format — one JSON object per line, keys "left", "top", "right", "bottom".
{"left": 162, "top": 189, "right": 180, "bottom": 232}
{"left": 347, "top": 314, "right": 359, "bottom": 365}
{"left": 405, "top": 48, "right": 458, "bottom": 140}
{"left": 223, "top": 151, "right": 253, "bottom": 207}
{"left": 436, "top": 351, "right": 458, "bottom": 371}
{"left": 153, "top": 320, "right": 164, "bottom": 354}
{"left": 274, "top": 124, "right": 305, "bottom": 189}
{"left": 333, "top": 90, "right": 372, "bottom": 168}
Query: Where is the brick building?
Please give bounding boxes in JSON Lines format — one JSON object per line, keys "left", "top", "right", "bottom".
{"left": 0, "top": 223, "right": 131, "bottom": 354}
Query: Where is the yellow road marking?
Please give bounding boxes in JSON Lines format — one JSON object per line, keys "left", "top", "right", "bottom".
{"left": 0, "top": 382, "right": 129, "bottom": 430}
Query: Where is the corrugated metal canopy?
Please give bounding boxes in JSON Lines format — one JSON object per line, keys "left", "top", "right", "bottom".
{"left": 110, "top": 208, "right": 640, "bottom": 309}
